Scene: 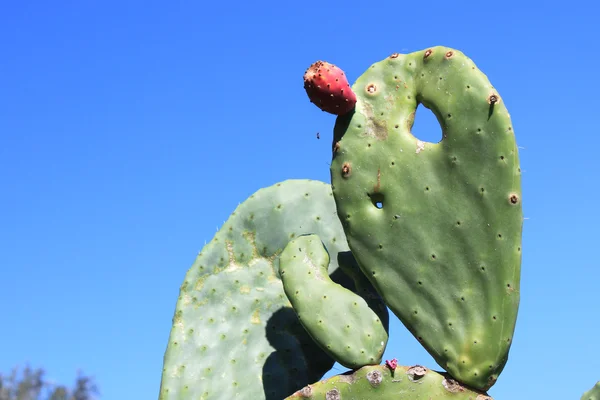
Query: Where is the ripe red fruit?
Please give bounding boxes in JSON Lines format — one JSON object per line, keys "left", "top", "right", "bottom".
{"left": 303, "top": 61, "right": 357, "bottom": 115}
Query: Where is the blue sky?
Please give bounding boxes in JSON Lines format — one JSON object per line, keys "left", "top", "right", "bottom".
{"left": 1, "top": 1, "right": 597, "bottom": 399}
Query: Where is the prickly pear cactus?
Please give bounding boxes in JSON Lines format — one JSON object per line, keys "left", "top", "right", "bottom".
{"left": 159, "top": 180, "right": 388, "bottom": 400}
{"left": 329, "top": 46, "right": 523, "bottom": 390}
{"left": 279, "top": 234, "right": 388, "bottom": 369}
{"left": 285, "top": 364, "right": 492, "bottom": 400}
{"left": 582, "top": 382, "right": 600, "bottom": 400}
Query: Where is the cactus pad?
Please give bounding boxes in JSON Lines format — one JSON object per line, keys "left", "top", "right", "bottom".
{"left": 280, "top": 234, "right": 389, "bottom": 368}
{"left": 330, "top": 46, "right": 523, "bottom": 390}
{"left": 582, "top": 382, "right": 600, "bottom": 400}
{"left": 159, "top": 180, "right": 387, "bottom": 399}
{"left": 286, "top": 364, "right": 492, "bottom": 400}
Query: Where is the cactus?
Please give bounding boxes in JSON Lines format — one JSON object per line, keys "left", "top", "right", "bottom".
{"left": 279, "top": 234, "right": 389, "bottom": 369}
{"left": 285, "top": 364, "right": 492, "bottom": 400}
{"left": 160, "top": 46, "right": 523, "bottom": 399}
{"left": 158, "top": 179, "right": 388, "bottom": 400}
{"left": 329, "top": 46, "right": 522, "bottom": 391}
{"left": 582, "top": 382, "right": 600, "bottom": 400}
{"left": 304, "top": 61, "right": 357, "bottom": 115}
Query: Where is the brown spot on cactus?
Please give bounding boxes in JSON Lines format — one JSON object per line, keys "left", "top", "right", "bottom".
{"left": 303, "top": 61, "right": 357, "bottom": 115}
{"left": 325, "top": 388, "right": 340, "bottom": 400}
{"left": 298, "top": 385, "right": 312, "bottom": 397}
{"left": 406, "top": 111, "right": 416, "bottom": 130}
{"left": 341, "top": 162, "right": 352, "bottom": 178}
{"left": 487, "top": 93, "right": 500, "bottom": 105}
{"left": 389, "top": 52, "right": 400, "bottom": 58}
{"left": 407, "top": 365, "right": 428, "bottom": 381}
{"left": 445, "top": 50, "right": 454, "bottom": 58}
{"left": 366, "top": 83, "right": 377, "bottom": 94}
{"left": 509, "top": 193, "right": 519, "bottom": 204}
{"left": 367, "top": 369, "right": 383, "bottom": 386}
{"left": 424, "top": 48, "right": 433, "bottom": 58}
{"left": 442, "top": 378, "right": 465, "bottom": 392}
{"left": 337, "top": 374, "right": 357, "bottom": 384}
{"left": 333, "top": 141, "right": 341, "bottom": 154}
{"left": 374, "top": 168, "right": 381, "bottom": 192}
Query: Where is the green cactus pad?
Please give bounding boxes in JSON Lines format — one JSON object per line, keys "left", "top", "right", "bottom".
{"left": 582, "top": 382, "right": 600, "bottom": 400}
{"left": 330, "top": 46, "right": 522, "bottom": 390}
{"left": 286, "top": 364, "right": 492, "bottom": 400}
{"left": 280, "top": 234, "right": 389, "bottom": 368}
{"left": 159, "top": 179, "right": 388, "bottom": 400}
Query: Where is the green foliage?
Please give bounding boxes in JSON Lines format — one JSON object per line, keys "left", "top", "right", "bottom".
{"left": 0, "top": 366, "right": 98, "bottom": 400}
{"left": 330, "top": 46, "right": 522, "bottom": 390}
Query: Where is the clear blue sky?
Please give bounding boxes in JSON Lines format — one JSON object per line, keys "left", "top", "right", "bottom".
{"left": 1, "top": 1, "right": 597, "bottom": 399}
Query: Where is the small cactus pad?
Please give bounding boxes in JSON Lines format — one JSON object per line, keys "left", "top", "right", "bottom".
{"left": 280, "top": 234, "right": 389, "bottom": 368}
{"left": 159, "top": 180, "right": 388, "bottom": 400}
{"left": 304, "top": 61, "right": 357, "bottom": 115}
{"left": 582, "top": 382, "right": 600, "bottom": 400}
{"left": 330, "top": 47, "right": 522, "bottom": 390}
{"left": 286, "top": 364, "right": 493, "bottom": 400}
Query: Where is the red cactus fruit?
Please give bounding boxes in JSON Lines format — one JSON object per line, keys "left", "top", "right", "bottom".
{"left": 303, "top": 61, "right": 357, "bottom": 115}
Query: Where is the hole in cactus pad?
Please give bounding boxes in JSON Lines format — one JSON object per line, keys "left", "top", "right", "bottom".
{"left": 369, "top": 193, "right": 384, "bottom": 209}
{"left": 410, "top": 103, "right": 443, "bottom": 144}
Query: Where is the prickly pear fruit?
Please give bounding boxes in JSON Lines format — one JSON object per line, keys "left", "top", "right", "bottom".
{"left": 330, "top": 46, "right": 522, "bottom": 391}
{"left": 280, "top": 234, "right": 388, "bottom": 369}
{"left": 582, "top": 382, "right": 600, "bottom": 400}
{"left": 286, "top": 364, "right": 493, "bottom": 400}
{"left": 304, "top": 61, "right": 357, "bottom": 115}
{"left": 159, "top": 180, "right": 388, "bottom": 400}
